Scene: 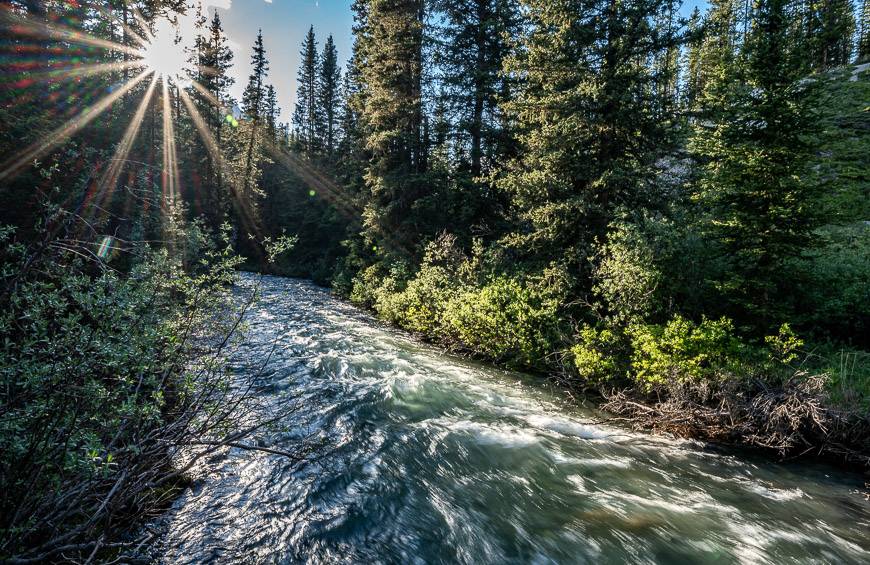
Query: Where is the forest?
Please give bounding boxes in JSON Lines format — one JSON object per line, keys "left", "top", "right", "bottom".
{"left": 1, "top": 0, "right": 869, "bottom": 561}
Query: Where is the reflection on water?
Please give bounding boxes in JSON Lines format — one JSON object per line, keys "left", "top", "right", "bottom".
{"left": 156, "top": 274, "right": 870, "bottom": 564}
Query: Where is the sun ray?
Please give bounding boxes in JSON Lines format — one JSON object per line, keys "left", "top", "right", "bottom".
{"left": 0, "top": 68, "right": 153, "bottom": 181}
{"left": 161, "top": 78, "right": 180, "bottom": 204}
{"left": 177, "top": 87, "right": 263, "bottom": 241}
{"left": 88, "top": 72, "right": 159, "bottom": 220}
{"left": 260, "top": 142, "right": 358, "bottom": 218}
{"left": 2, "top": 59, "right": 142, "bottom": 88}
{"left": 0, "top": 6, "right": 142, "bottom": 58}
{"left": 93, "top": 4, "right": 150, "bottom": 49}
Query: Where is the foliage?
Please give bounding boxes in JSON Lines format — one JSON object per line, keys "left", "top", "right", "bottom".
{"left": 442, "top": 276, "right": 564, "bottom": 367}
{"left": 689, "top": 0, "right": 825, "bottom": 330}
{"left": 627, "top": 316, "right": 744, "bottom": 390}
{"left": 0, "top": 217, "right": 252, "bottom": 559}
{"left": 592, "top": 220, "right": 663, "bottom": 325}
{"left": 570, "top": 326, "right": 627, "bottom": 384}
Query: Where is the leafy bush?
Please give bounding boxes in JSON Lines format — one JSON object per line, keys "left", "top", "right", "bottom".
{"left": 627, "top": 316, "right": 744, "bottom": 390}
{"left": 569, "top": 325, "right": 627, "bottom": 383}
{"left": 375, "top": 264, "right": 456, "bottom": 334}
{"left": 0, "top": 217, "right": 267, "bottom": 561}
{"left": 592, "top": 220, "right": 662, "bottom": 324}
{"left": 443, "top": 276, "right": 563, "bottom": 367}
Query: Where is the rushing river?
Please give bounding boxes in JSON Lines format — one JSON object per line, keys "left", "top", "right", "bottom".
{"left": 156, "top": 274, "right": 870, "bottom": 564}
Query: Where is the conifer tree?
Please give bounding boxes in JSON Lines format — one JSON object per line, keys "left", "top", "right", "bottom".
{"left": 651, "top": 0, "right": 682, "bottom": 119}
{"left": 355, "top": 0, "right": 428, "bottom": 255}
{"left": 681, "top": 7, "right": 704, "bottom": 112}
{"left": 498, "top": 0, "right": 680, "bottom": 268}
{"left": 859, "top": 0, "right": 870, "bottom": 62}
{"left": 318, "top": 35, "right": 342, "bottom": 156}
{"left": 202, "top": 11, "right": 235, "bottom": 133}
{"left": 434, "top": 0, "right": 521, "bottom": 177}
{"left": 809, "top": 0, "right": 856, "bottom": 70}
{"left": 697, "top": 0, "right": 740, "bottom": 102}
{"left": 265, "top": 84, "right": 279, "bottom": 141}
{"left": 241, "top": 30, "right": 269, "bottom": 193}
{"left": 293, "top": 26, "right": 321, "bottom": 154}
{"left": 689, "top": 0, "right": 823, "bottom": 327}
{"left": 192, "top": 8, "right": 235, "bottom": 222}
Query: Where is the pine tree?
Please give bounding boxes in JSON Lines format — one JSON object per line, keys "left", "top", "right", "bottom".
{"left": 682, "top": 7, "right": 704, "bottom": 112}
{"left": 355, "top": 0, "right": 428, "bottom": 255}
{"left": 809, "top": 0, "right": 856, "bottom": 70}
{"left": 192, "top": 8, "right": 235, "bottom": 222}
{"left": 434, "top": 0, "right": 522, "bottom": 177}
{"left": 859, "top": 0, "right": 870, "bottom": 62}
{"left": 498, "top": 0, "right": 679, "bottom": 268}
{"left": 318, "top": 35, "right": 342, "bottom": 156}
{"left": 201, "top": 11, "right": 235, "bottom": 128}
{"left": 293, "top": 26, "right": 321, "bottom": 154}
{"left": 241, "top": 30, "right": 269, "bottom": 193}
{"left": 651, "top": 0, "right": 682, "bottom": 119}
{"left": 265, "top": 84, "right": 279, "bottom": 141}
{"left": 689, "top": 0, "right": 823, "bottom": 327}
{"left": 697, "top": 0, "right": 740, "bottom": 103}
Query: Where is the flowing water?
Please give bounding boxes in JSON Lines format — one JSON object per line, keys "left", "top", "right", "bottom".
{"left": 156, "top": 274, "right": 870, "bottom": 564}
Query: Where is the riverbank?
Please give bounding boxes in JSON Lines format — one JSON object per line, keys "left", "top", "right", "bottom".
{"left": 339, "top": 251, "right": 870, "bottom": 476}
{"left": 149, "top": 274, "right": 870, "bottom": 562}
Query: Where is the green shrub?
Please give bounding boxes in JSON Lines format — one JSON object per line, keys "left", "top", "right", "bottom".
{"left": 569, "top": 325, "right": 626, "bottom": 384}
{"left": 0, "top": 217, "right": 259, "bottom": 559}
{"left": 592, "top": 220, "right": 662, "bottom": 324}
{"left": 375, "top": 264, "right": 458, "bottom": 334}
{"left": 628, "top": 316, "right": 744, "bottom": 390}
{"left": 443, "top": 277, "right": 563, "bottom": 367}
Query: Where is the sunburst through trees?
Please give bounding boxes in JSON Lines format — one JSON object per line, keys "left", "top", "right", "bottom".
{"left": 0, "top": 1, "right": 356, "bottom": 257}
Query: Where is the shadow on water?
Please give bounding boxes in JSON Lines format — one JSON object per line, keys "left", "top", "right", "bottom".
{"left": 153, "top": 273, "right": 870, "bottom": 564}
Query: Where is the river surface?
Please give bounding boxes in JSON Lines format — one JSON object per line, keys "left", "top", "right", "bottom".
{"left": 156, "top": 274, "right": 870, "bottom": 564}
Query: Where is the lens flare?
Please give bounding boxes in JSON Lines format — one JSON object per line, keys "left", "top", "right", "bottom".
{"left": 96, "top": 235, "right": 114, "bottom": 259}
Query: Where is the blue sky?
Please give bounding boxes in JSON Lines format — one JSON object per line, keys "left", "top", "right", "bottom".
{"left": 207, "top": 0, "right": 707, "bottom": 123}
{"left": 204, "top": 0, "right": 354, "bottom": 124}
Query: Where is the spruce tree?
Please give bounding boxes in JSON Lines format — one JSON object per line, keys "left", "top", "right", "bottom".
{"left": 651, "top": 0, "right": 682, "bottom": 119}
{"left": 434, "top": 0, "right": 522, "bottom": 177}
{"left": 810, "top": 0, "right": 856, "bottom": 70}
{"left": 859, "top": 0, "right": 870, "bottom": 62}
{"left": 293, "top": 26, "right": 321, "bottom": 154}
{"left": 202, "top": 11, "right": 235, "bottom": 130}
{"left": 192, "top": 9, "right": 235, "bottom": 222}
{"left": 318, "top": 35, "right": 342, "bottom": 156}
{"left": 689, "top": 0, "right": 823, "bottom": 328}
{"left": 697, "top": 0, "right": 740, "bottom": 102}
{"left": 242, "top": 30, "right": 269, "bottom": 193}
{"left": 265, "top": 84, "right": 279, "bottom": 141}
{"left": 682, "top": 7, "right": 704, "bottom": 112}
{"left": 498, "top": 0, "right": 680, "bottom": 269}
{"left": 356, "top": 0, "right": 428, "bottom": 255}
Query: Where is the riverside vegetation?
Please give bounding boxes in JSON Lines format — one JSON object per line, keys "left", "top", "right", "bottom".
{"left": 0, "top": 0, "right": 869, "bottom": 560}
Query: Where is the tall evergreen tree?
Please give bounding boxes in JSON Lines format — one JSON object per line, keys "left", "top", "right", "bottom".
{"left": 241, "top": 30, "right": 269, "bottom": 193}
{"left": 859, "top": 0, "right": 870, "bottom": 62}
{"left": 265, "top": 84, "right": 279, "bottom": 141}
{"left": 293, "top": 26, "right": 321, "bottom": 154}
{"left": 498, "top": 0, "right": 680, "bottom": 269}
{"left": 651, "top": 0, "right": 682, "bottom": 119}
{"left": 697, "top": 0, "right": 740, "bottom": 103}
{"left": 318, "top": 35, "right": 342, "bottom": 156}
{"left": 807, "top": 0, "right": 856, "bottom": 70}
{"left": 355, "top": 0, "right": 428, "bottom": 255}
{"left": 682, "top": 7, "right": 704, "bottom": 112}
{"left": 689, "top": 0, "right": 823, "bottom": 327}
{"left": 434, "top": 0, "right": 522, "bottom": 177}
